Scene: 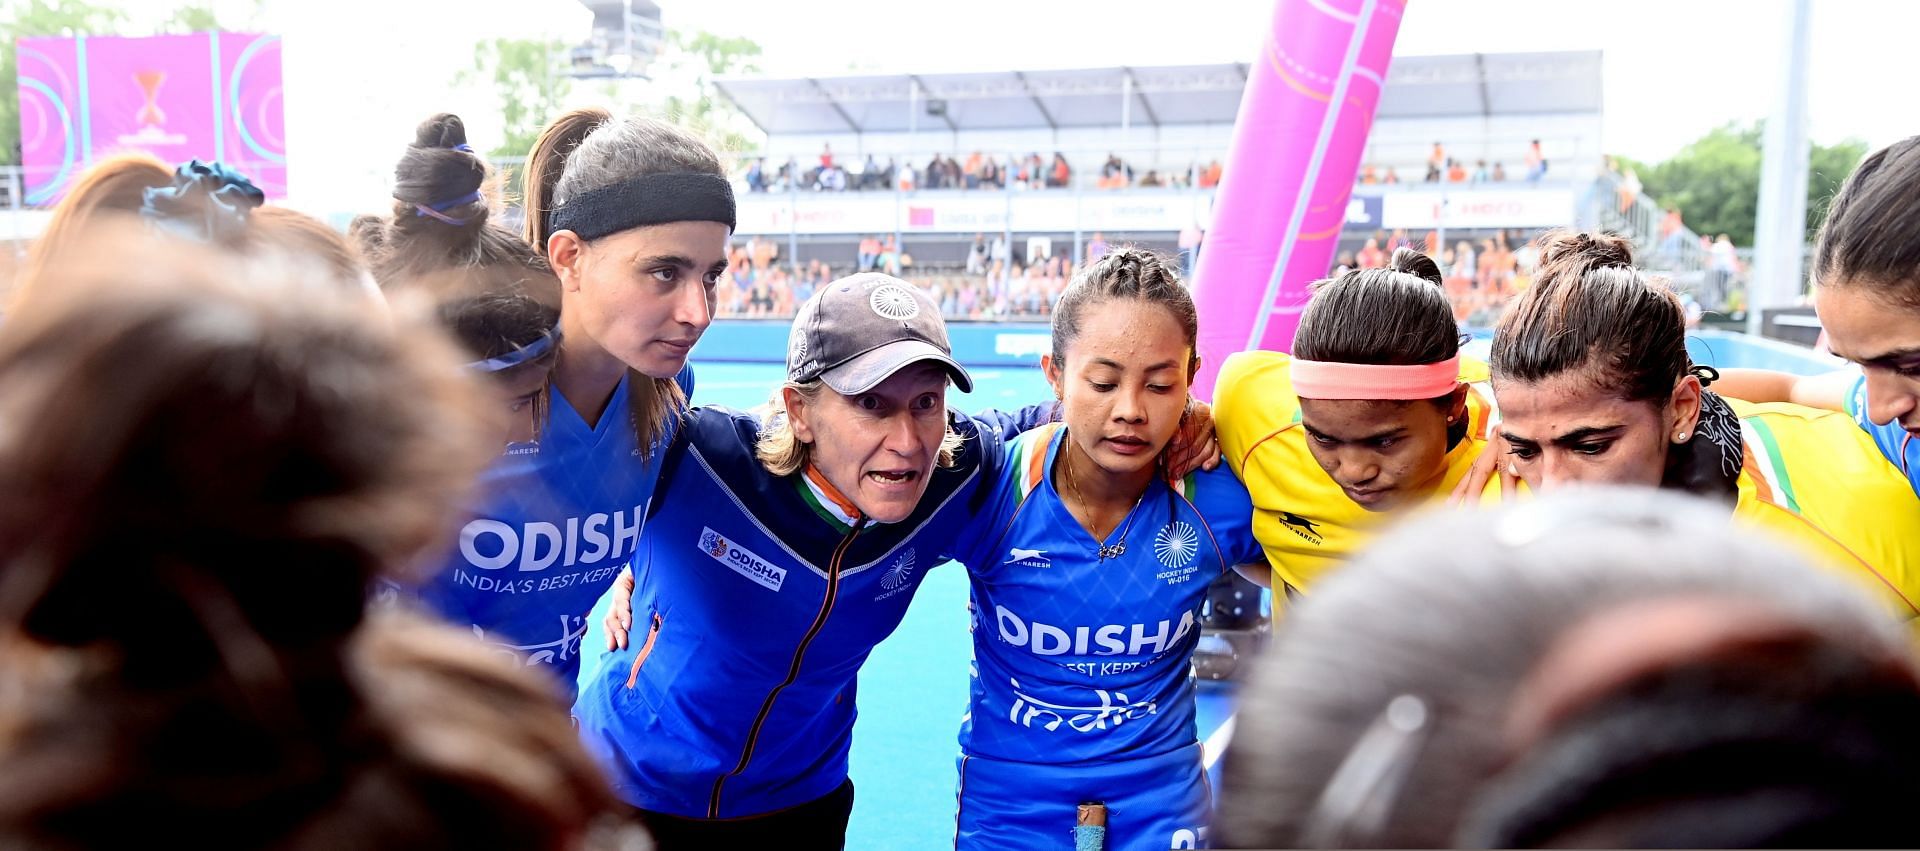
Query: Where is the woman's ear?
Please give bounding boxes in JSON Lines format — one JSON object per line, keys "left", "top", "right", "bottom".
{"left": 1670, "top": 374, "right": 1704, "bottom": 442}
{"left": 1042, "top": 353, "right": 1065, "bottom": 401}
{"left": 1448, "top": 384, "right": 1470, "bottom": 423}
{"left": 548, "top": 230, "right": 584, "bottom": 293}
{"left": 783, "top": 385, "right": 814, "bottom": 444}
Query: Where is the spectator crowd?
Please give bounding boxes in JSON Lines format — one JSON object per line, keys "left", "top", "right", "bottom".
{"left": 1355, "top": 138, "right": 1550, "bottom": 187}
{"left": 740, "top": 147, "right": 1224, "bottom": 194}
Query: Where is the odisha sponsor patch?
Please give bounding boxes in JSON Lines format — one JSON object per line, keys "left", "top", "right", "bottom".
{"left": 699, "top": 527, "right": 787, "bottom": 591}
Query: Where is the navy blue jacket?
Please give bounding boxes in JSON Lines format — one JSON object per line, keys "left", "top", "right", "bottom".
{"left": 573, "top": 403, "right": 1046, "bottom": 818}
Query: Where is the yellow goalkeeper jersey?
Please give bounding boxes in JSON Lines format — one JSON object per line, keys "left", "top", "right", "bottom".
{"left": 1725, "top": 399, "right": 1920, "bottom": 619}
{"left": 1214, "top": 351, "right": 1495, "bottom": 595}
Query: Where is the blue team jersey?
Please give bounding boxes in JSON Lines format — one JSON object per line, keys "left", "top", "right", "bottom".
{"left": 953, "top": 424, "right": 1263, "bottom": 765}
{"left": 411, "top": 369, "right": 688, "bottom": 697}
{"left": 1847, "top": 375, "right": 1920, "bottom": 497}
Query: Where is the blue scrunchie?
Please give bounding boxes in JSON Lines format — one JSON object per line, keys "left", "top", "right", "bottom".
{"left": 140, "top": 159, "right": 267, "bottom": 242}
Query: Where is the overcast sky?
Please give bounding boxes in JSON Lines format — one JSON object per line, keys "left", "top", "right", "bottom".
{"left": 204, "top": 0, "right": 1916, "bottom": 210}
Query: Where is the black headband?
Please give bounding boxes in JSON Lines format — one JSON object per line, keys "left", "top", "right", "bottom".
{"left": 547, "top": 172, "right": 736, "bottom": 241}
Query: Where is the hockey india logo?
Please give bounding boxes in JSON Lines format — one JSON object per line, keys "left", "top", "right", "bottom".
{"left": 869, "top": 284, "right": 921, "bottom": 320}
{"left": 882, "top": 547, "right": 917, "bottom": 590}
{"left": 702, "top": 530, "right": 729, "bottom": 559}
{"left": 1153, "top": 521, "right": 1199, "bottom": 569}
{"left": 790, "top": 333, "right": 807, "bottom": 364}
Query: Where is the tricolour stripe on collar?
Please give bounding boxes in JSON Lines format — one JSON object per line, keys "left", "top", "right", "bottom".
{"left": 801, "top": 464, "right": 864, "bottom": 531}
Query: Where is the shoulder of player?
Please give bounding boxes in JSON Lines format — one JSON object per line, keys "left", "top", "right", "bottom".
{"left": 1170, "top": 467, "right": 1263, "bottom": 561}
{"left": 1737, "top": 399, "right": 1904, "bottom": 479}
{"left": 952, "top": 427, "right": 1063, "bottom": 552}
{"left": 680, "top": 404, "right": 765, "bottom": 444}
{"left": 1006, "top": 422, "right": 1063, "bottom": 461}
{"left": 1727, "top": 397, "right": 1852, "bottom": 427}
{"left": 1218, "top": 349, "right": 1292, "bottom": 384}
{"left": 944, "top": 415, "right": 1059, "bottom": 489}
{"left": 1215, "top": 353, "right": 1295, "bottom": 413}
{"left": 659, "top": 406, "right": 788, "bottom": 494}
{"left": 1215, "top": 354, "right": 1303, "bottom": 460}
{"left": 1174, "top": 463, "right": 1252, "bottom": 509}
{"left": 1457, "top": 354, "right": 1491, "bottom": 384}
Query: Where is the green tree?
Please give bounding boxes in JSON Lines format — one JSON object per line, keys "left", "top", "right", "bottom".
{"left": 1623, "top": 122, "right": 1868, "bottom": 246}
{"left": 163, "top": 2, "right": 221, "bottom": 32}
{"left": 463, "top": 38, "right": 572, "bottom": 160}
{"left": 159, "top": 0, "right": 265, "bottom": 34}
{"left": 659, "top": 30, "right": 762, "bottom": 155}
{"left": 1805, "top": 136, "right": 1868, "bottom": 238}
{"left": 0, "top": 0, "right": 128, "bottom": 165}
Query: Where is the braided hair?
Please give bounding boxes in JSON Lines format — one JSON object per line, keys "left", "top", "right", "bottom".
{"left": 1049, "top": 247, "right": 1199, "bottom": 487}
{"left": 1051, "top": 247, "right": 1198, "bottom": 370}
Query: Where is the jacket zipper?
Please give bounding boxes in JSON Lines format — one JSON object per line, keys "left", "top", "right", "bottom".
{"left": 624, "top": 612, "right": 664, "bottom": 689}
{"left": 708, "top": 518, "right": 866, "bottom": 817}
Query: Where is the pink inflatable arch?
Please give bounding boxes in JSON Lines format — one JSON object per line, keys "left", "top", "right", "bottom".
{"left": 1190, "top": 0, "right": 1405, "bottom": 400}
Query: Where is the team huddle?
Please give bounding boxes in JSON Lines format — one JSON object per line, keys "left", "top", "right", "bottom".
{"left": 6, "top": 108, "right": 1920, "bottom": 851}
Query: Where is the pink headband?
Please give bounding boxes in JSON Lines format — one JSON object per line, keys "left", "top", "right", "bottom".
{"left": 1290, "top": 355, "right": 1463, "bottom": 400}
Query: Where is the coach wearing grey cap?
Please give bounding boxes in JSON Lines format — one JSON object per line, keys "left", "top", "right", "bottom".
{"left": 787, "top": 271, "right": 975, "bottom": 395}
{"left": 577, "top": 273, "right": 1054, "bottom": 849}
{"left": 767, "top": 272, "right": 979, "bottom": 521}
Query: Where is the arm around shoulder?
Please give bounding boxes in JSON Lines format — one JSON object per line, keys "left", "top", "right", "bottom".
{"left": 1713, "top": 368, "right": 1856, "bottom": 412}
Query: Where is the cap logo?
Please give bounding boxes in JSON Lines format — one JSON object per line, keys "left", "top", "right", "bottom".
{"left": 869, "top": 284, "right": 921, "bottom": 321}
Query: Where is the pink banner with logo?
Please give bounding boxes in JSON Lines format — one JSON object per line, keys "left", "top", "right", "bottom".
{"left": 16, "top": 32, "right": 285, "bottom": 205}
{"left": 1189, "top": 0, "right": 1403, "bottom": 400}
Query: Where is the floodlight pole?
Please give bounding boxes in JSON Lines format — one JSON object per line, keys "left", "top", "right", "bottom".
{"left": 898, "top": 81, "right": 916, "bottom": 259}
{"left": 788, "top": 156, "right": 799, "bottom": 273}
{"left": 622, "top": 0, "right": 633, "bottom": 67}
{"left": 1073, "top": 175, "right": 1085, "bottom": 266}
{"left": 1747, "top": 0, "right": 1813, "bottom": 338}
{"left": 1003, "top": 158, "right": 1014, "bottom": 277}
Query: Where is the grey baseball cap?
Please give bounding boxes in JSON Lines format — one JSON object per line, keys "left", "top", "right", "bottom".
{"left": 787, "top": 273, "right": 974, "bottom": 395}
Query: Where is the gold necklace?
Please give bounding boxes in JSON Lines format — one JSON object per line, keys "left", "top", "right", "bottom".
{"left": 1062, "top": 439, "right": 1140, "bottom": 561}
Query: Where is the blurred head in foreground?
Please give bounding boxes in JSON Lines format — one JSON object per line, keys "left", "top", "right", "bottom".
{"left": 0, "top": 228, "right": 637, "bottom": 849}
{"left": 1220, "top": 488, "right": 1920, "bottom": 849}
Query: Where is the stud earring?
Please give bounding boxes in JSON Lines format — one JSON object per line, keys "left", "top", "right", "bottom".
{"left": 1675, "top": 431, "right": 1690, "bottom": 442}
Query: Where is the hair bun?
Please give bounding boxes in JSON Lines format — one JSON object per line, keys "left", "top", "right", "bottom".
{"left": 1387, "top": 247, "right": 1443, "bottom": 286}
{"left": 393, "top": 113, "right": 485, "bottom": 217}
{"left": 1538, "top": 230, "right": 1634, "bottom": 271}
{"left": 414, "top": 113, "right": 470, "bottom": 151}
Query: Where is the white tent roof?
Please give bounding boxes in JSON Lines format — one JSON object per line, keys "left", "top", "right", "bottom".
{"left": 712, "top": 50, "right": 1602, "bottom": 136}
